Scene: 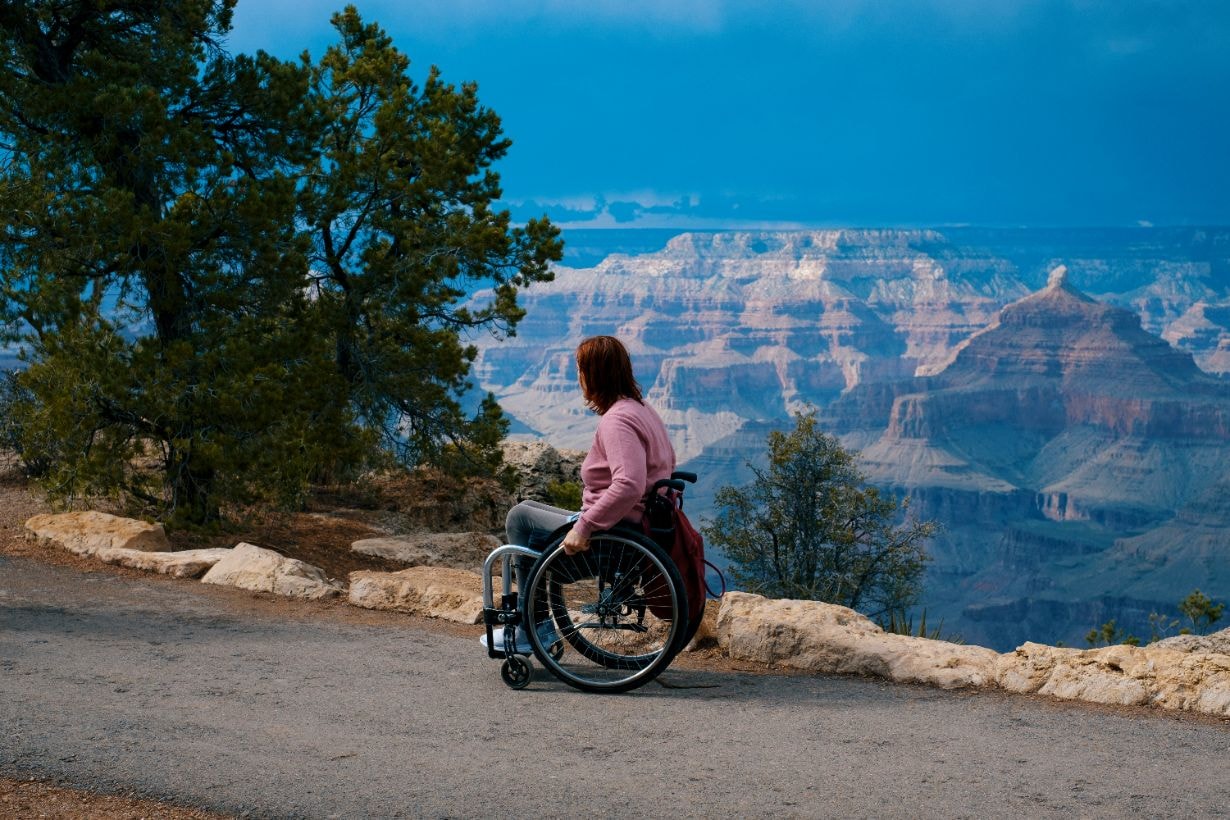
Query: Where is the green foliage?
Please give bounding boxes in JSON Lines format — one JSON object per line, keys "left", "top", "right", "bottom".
{"left": 1147, "top": 611, "right": 1182, "bottom": 644}
{"left": 1178, "top": 589, "right": 1225, "bottom": 636}
{"left": 0, "top": 2, "right": 558, "bottom": 523}
{"left": 298, "top": 8, "right": 560, "bottom": 470}
{"left": 0, "top": 369, "right": 49, "bottom": 476}
{"left": 434, "top": 394, "right": 518, "bottom": 490}
{"left": 546, "top": 479, "right": 583, "bottom": 510}
{"left": 1085, "top": 619, "right": 1140, "bottom": 647}
{"left": 703, "top": 410, "right": 937, "bottom": 619}
{"left": 880, "top": 609, "right": 962, "bottom": 643}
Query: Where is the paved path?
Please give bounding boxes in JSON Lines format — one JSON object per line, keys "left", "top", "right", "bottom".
{"left": 2, "top": 555, "right": 1228, "bottom": 818}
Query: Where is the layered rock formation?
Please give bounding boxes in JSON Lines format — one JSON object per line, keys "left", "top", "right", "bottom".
{"left": 474, "top": 228, "right": 1230, "bottom": 648}
{"left": 476, "top": 228, "right": 1230, "bottom": 461}
{"left": 827, "top": 269, "right": 1230, "bottom": 648}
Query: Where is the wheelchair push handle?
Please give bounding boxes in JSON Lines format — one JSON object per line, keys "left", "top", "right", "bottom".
{"left": 651, "top": 471, "right": 697, "bottom": 496}
{"left": 654, "top": 478, "right": 686, "bottom": 494}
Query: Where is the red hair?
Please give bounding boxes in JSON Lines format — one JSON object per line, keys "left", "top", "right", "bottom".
{"left": 576, "top": 336, "right": 642, "bottom": 414}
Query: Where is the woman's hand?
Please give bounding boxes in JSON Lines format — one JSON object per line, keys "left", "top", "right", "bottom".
{"left": 562, "top": 528, "right": 590, "bottom": 555}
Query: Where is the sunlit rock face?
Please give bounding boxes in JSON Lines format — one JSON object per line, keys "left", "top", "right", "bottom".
{"left": 473, "top": 227, "right": 1230, "bottom": 650}
{"left": 828, "top": 271, "right": 1230, "bottom": 650}
{"left": 475, "top": 229, "right": 1031, "bottom": 460}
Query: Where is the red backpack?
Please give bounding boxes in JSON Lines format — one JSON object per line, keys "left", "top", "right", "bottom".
{"left": 642, "top": 473, "right": 723, "bottom": 624}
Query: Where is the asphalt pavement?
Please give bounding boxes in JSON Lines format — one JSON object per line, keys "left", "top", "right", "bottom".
{"left": 2, "top": 555, "right": 1228, "bottom": 818}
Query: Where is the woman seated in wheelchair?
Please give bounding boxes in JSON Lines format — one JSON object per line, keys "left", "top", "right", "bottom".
{"left": 483, "top": 334, "right": 676, "bottom": 656}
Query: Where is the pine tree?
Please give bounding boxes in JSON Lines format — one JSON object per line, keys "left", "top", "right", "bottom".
{"left": 0, "top": 2, "right": 558, "bottom": 523}
{"left": 300, "top": 9, "right": 560, "bottom": 468}
{"left": 704, "top": 410, "right": 936, "bottom": 618}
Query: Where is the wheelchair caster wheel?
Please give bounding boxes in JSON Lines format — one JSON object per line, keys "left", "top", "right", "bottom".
{"left": 501, "top": 655, "right": 532, "bottom": 689}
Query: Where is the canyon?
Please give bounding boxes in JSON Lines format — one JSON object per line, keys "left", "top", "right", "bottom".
{"left": 472, "top": 227, "right": 1230, "bottom": 649}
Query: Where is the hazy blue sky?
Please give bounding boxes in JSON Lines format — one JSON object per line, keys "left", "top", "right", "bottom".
{"left": 227, "top": 1, "right": 1229, "bottom": 229}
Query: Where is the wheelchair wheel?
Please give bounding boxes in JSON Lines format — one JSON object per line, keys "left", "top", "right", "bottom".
{"left": 522, "top": 526, "right": 688, "bottom": 694}
{"left": 501, "top": 655, "right": 532, "bottom": 689}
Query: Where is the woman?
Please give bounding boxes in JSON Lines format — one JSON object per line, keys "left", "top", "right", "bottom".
{"left": 486, "top": 336, "right": 675, "bottom": 653}
{"left": 504, "top": 335, "right": 676, "bottom": 556}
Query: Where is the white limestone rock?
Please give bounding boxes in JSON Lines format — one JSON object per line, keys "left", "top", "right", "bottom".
{"left": 1151, "top": 627, "right": 1230, "bottom": 656}
{"left": 996, "top": 640, "right": 1230, "bottom": 716}
{"left": 96, "top": 547, "right": 233, "bottom": 579}
{"left": 351, "top": 532, "right": 500, "bottom": 573}
{"left": 25, "top": 511, "right": 170, "bottom": 556}
{"left": 716, "top": 591, "right": 999, "bottom": 689}
{"left": 1149, "top": 650, "right": 1230, "bottom": 716}
{"left": 201, "top": 542, "right": 343, "bottom": 600}
{"left": 348, "top": 566, "right": 484, "bottom": 624}
{"left": 1035, "top": 644, "right": 1153, "bottom": 706}
{"left": 994, "top": 642, "right": 1080, "bottom": 693}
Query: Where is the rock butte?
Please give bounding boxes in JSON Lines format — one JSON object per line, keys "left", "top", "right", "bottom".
{"left": 474, "top": 228, "right": 1230, "bottom": 649}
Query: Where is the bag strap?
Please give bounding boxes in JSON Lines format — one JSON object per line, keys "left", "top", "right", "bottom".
{"left": 703, "top": 559, "right": 726, "bottom": 599}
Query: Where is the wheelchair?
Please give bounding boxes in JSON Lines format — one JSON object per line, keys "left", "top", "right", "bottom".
{"left": 481, "top": 471, "right": 699, "bottom": 694}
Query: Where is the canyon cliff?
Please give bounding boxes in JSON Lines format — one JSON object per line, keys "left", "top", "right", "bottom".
{"left": 473, "top": 228, "right": 1230, "bottom": 649}
{"left": 827, "top": 266, "right": 1230, "bottom": 648}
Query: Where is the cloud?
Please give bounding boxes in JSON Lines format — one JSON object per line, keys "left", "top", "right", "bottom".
{"left": 504, "top": 192, "right": 815, "bottom": 230}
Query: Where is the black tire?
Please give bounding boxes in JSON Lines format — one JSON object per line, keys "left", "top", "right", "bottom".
{"left": 522, "top": 525, "right": 688, "bottom": 693}
{"left": 501, "top": 655, "right": 532, "bottom": 689}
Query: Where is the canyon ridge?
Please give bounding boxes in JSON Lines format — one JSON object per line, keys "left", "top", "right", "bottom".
{"left": 472, "top": 227, "right": 1230, "bottom": 649}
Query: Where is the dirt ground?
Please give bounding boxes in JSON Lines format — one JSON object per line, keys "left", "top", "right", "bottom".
{"left": 0, "top": 776, "right": 229, "bottom": 820}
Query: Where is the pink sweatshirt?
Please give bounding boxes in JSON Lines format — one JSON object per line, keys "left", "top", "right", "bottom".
{"left": 574, "top": 398, "right": 676, "bottom": 540}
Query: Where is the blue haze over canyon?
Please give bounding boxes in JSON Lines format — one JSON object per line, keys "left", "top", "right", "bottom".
{"left": 475, "top": 226, "right": 1230, "bottom": 650}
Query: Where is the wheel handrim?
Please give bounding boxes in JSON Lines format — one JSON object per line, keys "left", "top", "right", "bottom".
{"left": 524, "top": 533, "right": 683, "bottom": 691}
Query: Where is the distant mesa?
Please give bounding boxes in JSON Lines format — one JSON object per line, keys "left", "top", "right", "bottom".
{"left": 472, "top": 227, "right": 1230, "bottom": 649}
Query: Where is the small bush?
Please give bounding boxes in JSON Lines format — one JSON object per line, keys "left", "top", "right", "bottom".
{"left": 1085, "top": 619, "right": 1140, "bottom": 647}
{"left": 546, "top": 479, "right": 582, "bottom": 510}
{"left": 0, "top": 369, "right": 50, "bottom": 477}
{"left": 880, "top": 609, "right": 962, "bottom": 644}
{"left": 1178, "top": 589, "right": 1225, "bottom": 636}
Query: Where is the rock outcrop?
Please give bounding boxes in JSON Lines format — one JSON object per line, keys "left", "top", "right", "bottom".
{"left": 1152, "top": 626, "right": 1230, "bottom": 655}
{"left": 716, "top": 592, "right": 1230, "bottom": 716}
{"left": 501, "top": 440, "right": 584, "bottom": 503}
{"left": 475, "top": 227, "right": 1230, "bottom": 458}
{"left": 348, "top": 566, "right": 484, "bottom": 624}
{"left": 716, "top": 592, "right": 1000, "bottom": 689}
{"left": 824, "top": 271, "right": 1230, "bottom": 649}
{"left": 25, "top": 511, "right": 170, "bottom": 556}
{"left": 96, "top": 547, "right": 233, "bottom": 579}
{"left": 996, "top": 641, "right": 1230, "bottom": 715}
{"left": 201, "top": 542, "right": 343, "bottom": 600}
{"left": 351, "top": 532, "right": 500, "bottom": 574}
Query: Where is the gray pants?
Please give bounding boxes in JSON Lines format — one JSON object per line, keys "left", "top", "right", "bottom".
{"left": 504, "top": 499, "right": 575, "bottom": 591}
{"left": 505, "top": 499, "right": 575, "bottom": 550}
